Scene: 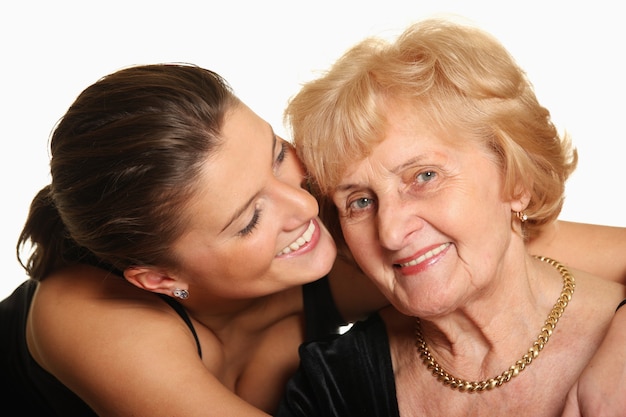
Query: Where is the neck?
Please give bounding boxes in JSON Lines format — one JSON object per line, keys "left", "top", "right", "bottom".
{"left": 415, "top": 255, "right": 573, "bottom": 386}
{"left": 183, "top": 286, "right": 302, "bottom": 339}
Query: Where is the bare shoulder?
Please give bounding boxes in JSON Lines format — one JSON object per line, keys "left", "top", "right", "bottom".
{"left": 27, "top": 265, "right": 233, "bottom": 415}
{"left": 566, "top": 266, "right": 626, "bottom": 321}
{"left": 29, "top": 264, "right": 206, "bottom": 364}
{"left": 555, "top": 266, "right": 626, "bottom": 372}
{"left": 529, "top": 220, "right": 626, "bottom": 284}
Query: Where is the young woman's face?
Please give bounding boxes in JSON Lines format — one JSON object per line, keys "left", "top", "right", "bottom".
{"left": 172, "top": 103, "right": 336, "bottom": 300}
{"left": 331, "top": 103, "right": 516, "bottom": 318}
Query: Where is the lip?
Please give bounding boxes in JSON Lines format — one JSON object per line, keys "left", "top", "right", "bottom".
{"left": 275, "top": 219, "right": 320, "bottom": 258}
{"left": 393, "top": 242, "right": 451, "bottom": 275}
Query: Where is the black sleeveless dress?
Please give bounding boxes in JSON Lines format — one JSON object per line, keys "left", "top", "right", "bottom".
{"left": 275, "top": 313, "right": 400, "bottom": 417}
{"left": 0, "top": 276, "right": 344, "bottom": 416}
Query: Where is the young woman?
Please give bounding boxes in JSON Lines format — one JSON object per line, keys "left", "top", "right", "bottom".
{"left": 1, "top": 63, "right": 624, "bottom": 416}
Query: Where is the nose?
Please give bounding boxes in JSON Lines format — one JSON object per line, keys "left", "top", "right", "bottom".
{"left": 274, "top": 154, "right": 320, "bottom": 228}
{"left": 376, "top": 194, "right": 422, "bottom": 251}
{"left": 276, "top": 178, "right": 319, "bottom": 229}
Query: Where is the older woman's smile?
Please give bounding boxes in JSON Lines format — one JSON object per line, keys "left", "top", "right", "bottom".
{"left": 395, "top": 242, "right": 451, "bottom": 268}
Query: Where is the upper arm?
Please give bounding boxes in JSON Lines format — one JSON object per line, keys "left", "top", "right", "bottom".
{"left": 528, "top": 220, "right": 626, "bottom": 284}
{"left": 28, "top": 272, "right": 270, "bottom": 417}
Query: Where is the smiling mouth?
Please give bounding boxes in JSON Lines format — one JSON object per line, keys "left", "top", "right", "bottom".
{"left": 276, "top": 220, "right": 315, "bottom": 256}
{"left": 395, "top": 243, "right": 450, "bottom": 268}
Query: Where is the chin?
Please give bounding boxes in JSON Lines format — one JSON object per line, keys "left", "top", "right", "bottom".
{"left": 307, "top": 243, "right": 337, "bottom": 280}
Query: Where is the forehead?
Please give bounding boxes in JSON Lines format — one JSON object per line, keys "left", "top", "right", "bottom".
{"left": 184, "top": 104, "right": 274, "bottom": 230}
{"left": 335, "top": 106, "right": 436, "bottom": 174}
{"left": 322, "top": 101, "right": 430, "bottom": 186}
{"left": 376, "top": 101, "right": 483, "bottom": 160}
{"left": 335, "top": 106, "right": 492, "bottom": 190}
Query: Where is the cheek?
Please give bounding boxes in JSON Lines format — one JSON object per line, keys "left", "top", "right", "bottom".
{"left": 342, "top": 222, "right": 379, "bottom": 264}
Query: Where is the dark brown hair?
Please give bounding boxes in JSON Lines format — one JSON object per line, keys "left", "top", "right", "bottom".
{"left": 18, "top": 63, "right": 239, "bottom": 280}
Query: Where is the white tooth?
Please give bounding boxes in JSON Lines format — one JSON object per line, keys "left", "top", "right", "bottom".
{"left": 399, "top": 243, "right": 450, "bottom": 267}
{"left": 277, "top": 221, "right": 316, "bottom": 256}
{"left": 303, "top": 222, "right": 314, "bottom": 241}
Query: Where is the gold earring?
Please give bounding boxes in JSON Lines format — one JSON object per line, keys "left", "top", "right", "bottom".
{"left": 515, "top": 211, "right": 528, "bottom": 222}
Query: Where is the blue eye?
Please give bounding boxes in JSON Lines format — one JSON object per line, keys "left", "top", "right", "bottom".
{"left": 349, "top": 197, "right": 374, "bottom": 211}
{"left": 416, "top": 170, "right": 436, "bottom": 183}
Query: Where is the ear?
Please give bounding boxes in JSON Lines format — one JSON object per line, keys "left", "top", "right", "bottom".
{"left": 124, "top": 266, "right": 185, "bottom": 297}
{"left": 510, "top": 184, "right": 531, "bottom": 213}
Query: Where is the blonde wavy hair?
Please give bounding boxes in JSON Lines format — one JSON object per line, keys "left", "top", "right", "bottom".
{"left": 285, "top": 18, "right": 577, "bottom": 245}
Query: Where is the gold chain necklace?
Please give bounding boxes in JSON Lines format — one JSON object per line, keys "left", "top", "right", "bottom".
{"left": 414, "top": 255, "right": 575, "bottom": 392}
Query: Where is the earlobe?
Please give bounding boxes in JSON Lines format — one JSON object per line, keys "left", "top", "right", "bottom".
{"left": 510, "top": 188, "right": 531, "bottom": 213}
{"left": 124, "top": 266, "right": 181, "bottom": 296}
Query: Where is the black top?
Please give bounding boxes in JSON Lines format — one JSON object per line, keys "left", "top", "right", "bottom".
{"left": 0, "top": 279, "right": 95, "bottom": 416}
{"left": 0, "top": 276, "right": 343, "bottom": 415}
{"left": 276, "top": 313, "right": 400, "bottom": 417}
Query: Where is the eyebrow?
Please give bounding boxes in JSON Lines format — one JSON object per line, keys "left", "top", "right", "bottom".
{"left": 334, "top": 183, "right": 359, "bottom": 194}
{"left": 220, "top": 127, "right": 276, "bottom": 233}
{"left": 334, "top": 155, "right": 426, "bottom": 194}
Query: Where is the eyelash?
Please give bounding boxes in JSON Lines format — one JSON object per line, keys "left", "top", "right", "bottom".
{"left": 343, "top": 196, "right": 375, "bottom": 219}
{"left": 275, "top": 141, "right": 288, "bottom": 167}
{"left": 238, "top": 208, "right": 261, "bottom": 236}
{"left": 415, "top": 170, "right": 436, "bottom": 184}
{"left": 238, "top": 139, "right": 288, "bottom": 236}
{"left": 342, "top": 170, "right": 438, "bottom": 218}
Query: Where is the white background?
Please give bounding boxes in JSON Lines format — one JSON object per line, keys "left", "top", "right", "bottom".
{"left": 1, "top": 1, "right": 624, "bottom": 298}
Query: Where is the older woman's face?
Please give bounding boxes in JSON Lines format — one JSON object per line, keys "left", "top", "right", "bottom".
{"left": 331, "top": 103, "right": 518, "bottom": 317}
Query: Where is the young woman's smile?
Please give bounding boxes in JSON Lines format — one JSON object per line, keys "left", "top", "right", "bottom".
{"left": 276, "top": 219, "right": 320, "bottom": 257}
{"left": 172, "top": 103, "right": 336, "bottom": 299}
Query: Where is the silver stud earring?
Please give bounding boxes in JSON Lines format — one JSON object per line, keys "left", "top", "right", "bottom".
{"left": 515, "top": 211, "right": 528, "bottom": 223}
{"left": 173, "top": 288, "right": 189, "bottom": 299}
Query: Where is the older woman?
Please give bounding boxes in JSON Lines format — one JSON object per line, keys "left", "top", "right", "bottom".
{"left": 277, "top": 19, "right": 626, "bottom": 416}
